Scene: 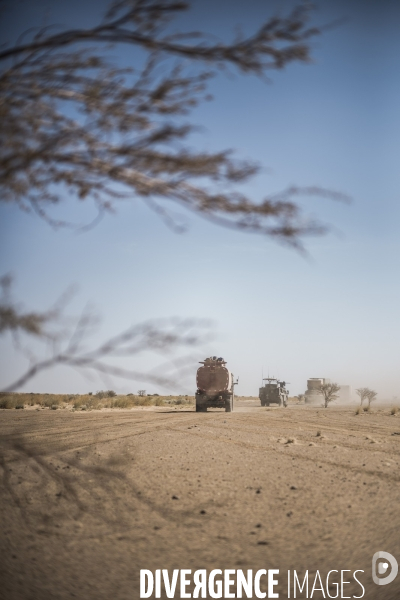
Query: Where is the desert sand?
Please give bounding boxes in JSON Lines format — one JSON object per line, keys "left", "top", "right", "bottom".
{"left": 1, "top": 400, "right": 399, "bottom": 599}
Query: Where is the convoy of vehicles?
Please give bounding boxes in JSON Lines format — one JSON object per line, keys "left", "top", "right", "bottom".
{"left": 195, "top": 357, "right": 291, "bottom": 411}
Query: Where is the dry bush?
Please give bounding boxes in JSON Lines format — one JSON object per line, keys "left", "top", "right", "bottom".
{"left": 355, "top": 406, "right": 362, "bottom": 415}
{"left": 73, "top": 395, "right": 101, "bottom": 410}
{"left": 0, "top": 391, "right": 194, "bottom": 410}
{"left": 26, "top": 393, "right": 36, "bottom": 406}
{"left": 105, "top": 394, "right": 193, "bottom": 408}
{"left": 0, "top": 394, "right": 19, "bottom": 409}
{"left": 171, "top": 395, "right": 194, "bottom": 406}
{"left": 7, "top": 392, "right": 65, "bottom": 407}
{"left": 109, "top": 396, "right": 139, "bottom": 409}
{"left": 37, "top": 394, "right": 63, "bottom": 408}
{"left": 108, "top": 394, "right": 168, "bottom": 408}
{"left": 95, "top": 390, "right": 116, "bottom": 399}
{"left": 391, "top": 406, "right": 398, "bottom": 416}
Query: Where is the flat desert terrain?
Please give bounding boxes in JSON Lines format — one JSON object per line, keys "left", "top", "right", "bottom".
{"left": 1, "top": 400, "right": 399, "bottom": 599}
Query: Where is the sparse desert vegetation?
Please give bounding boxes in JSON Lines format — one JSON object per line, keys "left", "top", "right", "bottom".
{"left": 0, "top": 392, "right": 195, "bottom": 410}
{"left": 1, "top": 392, "right": 398, "bottom": 415}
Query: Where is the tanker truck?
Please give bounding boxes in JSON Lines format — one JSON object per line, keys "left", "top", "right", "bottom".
{"left": 195, "top": 356, "right": 236, "bottom": 412}
{"left": 259, "top": 378, "right": 288, "bottom": 407}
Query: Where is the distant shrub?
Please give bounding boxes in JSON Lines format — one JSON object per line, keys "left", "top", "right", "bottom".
{"left": 140, "top": 396, "right": 152, "bottom": 406}
{"left": 110, "top": 397, "right": 132, "bottom": 409}
{"left": 96, "top": 390, "right": 116, "bottom": 399}
{"left": 391, "top": 406, "right": 398, "bottom": 416}
{"left": 41, "top": 395, "right": 62, "bottom": 408}
{"left": 109, "top": 395, "right": 154, "bottom": 408}
{"left": 73, "top": 395, "right": 101, "bottom": 410}
{"left": 0, "top": 396, "right": 19, "bottom": 409}
{"left": 0, "top": 392, "right": 193, "bottom": 411}
{"left": 171, "top": 396, "right": 194, "bottom": 405}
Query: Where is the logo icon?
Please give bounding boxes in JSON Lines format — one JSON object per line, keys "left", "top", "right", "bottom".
{"left": 372, "top": 551, "right": 398, "bottom": 585}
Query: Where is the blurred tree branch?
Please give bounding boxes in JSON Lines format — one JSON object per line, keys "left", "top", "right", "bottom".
{"left": 0, "top": 1, "right": 348, "bottom": 391}
{"left": 0, "top": 276, "right": 211, "bottom": 392}
{"left": 0, "top": 275, "right": 54, "bottom": 337}
{"left": 0, "top": 0, "right": 348, "bottom": 249}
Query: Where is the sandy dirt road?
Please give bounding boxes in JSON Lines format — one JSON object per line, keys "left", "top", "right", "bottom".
{"left": 1, "top": 401, "right": 399, "bottom": 599}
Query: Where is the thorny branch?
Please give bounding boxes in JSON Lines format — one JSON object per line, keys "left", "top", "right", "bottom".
{"left": 0, "top": 277, "right": 211, "bottom": 392}
{"left": 0, "top": 274, "right": 74, "bottom": 339}
{"left": 0, "top": 0, "right": 349, "bottom": 249}
{"left": 0, "top": 1, "right": 348, "bottom": 390}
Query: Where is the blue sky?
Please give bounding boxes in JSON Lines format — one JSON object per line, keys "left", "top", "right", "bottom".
{"left": 1, "top": 0, "right": 399, "bottom": 398}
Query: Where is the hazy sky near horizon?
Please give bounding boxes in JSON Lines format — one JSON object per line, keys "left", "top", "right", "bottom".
{"left": 1, "top": 0, "right": 399, "bottom": 398}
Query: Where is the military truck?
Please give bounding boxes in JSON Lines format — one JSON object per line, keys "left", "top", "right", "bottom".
{"left": 259, "top": 378, "right": 288, "bottom": 407}
{"left": 195, "top": 357, "right": 236, "bottom": 412}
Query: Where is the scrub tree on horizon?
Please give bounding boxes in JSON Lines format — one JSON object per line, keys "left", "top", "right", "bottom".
{"left": 366, "top": 389, "right": 377, "bottom": 408}
{"left": 356, "top": 387, "right": 371, "bottom": 406}
{"left": 318, "top": 382, "right": 341, "bottom": 408}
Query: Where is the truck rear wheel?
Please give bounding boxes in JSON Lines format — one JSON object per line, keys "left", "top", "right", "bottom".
{"left": 225, "top": 396, "right": 233, "bottom": 412}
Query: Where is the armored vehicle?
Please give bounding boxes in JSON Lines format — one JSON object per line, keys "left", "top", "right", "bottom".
{"left": 195, "top": 357, "right": 236, "bottom": 412}
{"left": 259, "top": 378, "right": 288, "bottom": 407}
